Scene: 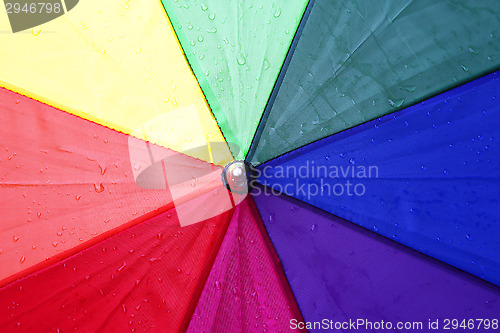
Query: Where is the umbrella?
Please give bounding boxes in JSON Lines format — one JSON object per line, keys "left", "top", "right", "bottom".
{"left": 1, "top": 0, "right": 499, "bottom": 332}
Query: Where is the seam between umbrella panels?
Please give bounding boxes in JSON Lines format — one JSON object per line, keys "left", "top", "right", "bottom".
{"left": 0, "top": 86, "right": 222, "bottom": 171}
{"left": 158, "top": 0, "right": 236, "bottom": 161}
{"left": 95, "top": 205, "right": 236, "bottom": 333}
{"left": 245, "top": 0, "right": 316, "bottom": 164}
{"left": 0, "top": 198, "right": 178, "bottom": 288}
{"left": 0, "top": 204, "right": 174, "bottom": 327}
{"left": 0, "top": 203, "right": 237, "bottom": 331}
{"left": 252, "top": 183, "right": 500, "bottom": 290}
{"left": 181, "top": 206, "right": 237, "bottom": 332}
{"left": 91, "top": 230, "right": 173, "bottom": 333}
{"left": 253, "top": 66, "right": 500, "bottom": 169}
{"left": 245, "top": 1, "right": 500, "bottom": 167}
{"left": 248, "top": 191, "right": 309, "bottom": 328}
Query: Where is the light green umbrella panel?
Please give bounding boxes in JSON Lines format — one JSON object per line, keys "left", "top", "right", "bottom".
{"left": 163, "top": 0, "right": 308, "bottom": 160}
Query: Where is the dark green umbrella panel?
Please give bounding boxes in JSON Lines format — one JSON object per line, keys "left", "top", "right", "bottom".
{"left": 248, "top": 0, "right": 500, "bottom": 164}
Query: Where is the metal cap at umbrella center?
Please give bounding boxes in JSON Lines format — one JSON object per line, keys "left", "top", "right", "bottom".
{"left": 222, "top": 160, "right": 254, "bottom": 194}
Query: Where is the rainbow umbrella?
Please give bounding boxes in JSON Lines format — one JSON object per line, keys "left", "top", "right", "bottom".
{"left": 1, "top": 0, "right": 499, "bottom": 332}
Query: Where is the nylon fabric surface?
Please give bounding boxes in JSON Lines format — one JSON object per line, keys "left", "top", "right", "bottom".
{"left": 0, "top": 87, "right": 227, "bottom": 286}
{"left": 187, "top": 197, "right": 305, "bottom": 333}
{"left": 256, "top": 71, "right": 500, "bottom": 285}
{"left": 0, "top": 203, "right": 234, "bottom": 333}
{"left": 249, "top": 0, "right": 500, "bottom": 165}
{"left": 253, "top": 190, "right": 500, "bottom": 333}
{"left": 163, "top": 0, "right": 308, "bottom": 159}
{"left": 0, "top": 0, "right": 232, "bottom": 165}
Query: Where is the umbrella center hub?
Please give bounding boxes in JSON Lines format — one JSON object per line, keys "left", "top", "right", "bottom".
{"left": 222, "top": 160, "right": 254, "bottom": 194}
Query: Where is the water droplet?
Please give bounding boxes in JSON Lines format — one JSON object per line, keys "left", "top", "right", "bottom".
{"left": 273, "top": 7, "right": 282, "bottom": 18}
{"left": 461, "top": 65, "right": 469, "bottom": 72}
{"left": 214, "top": 280, "right": 221, "bottom": 290}
{"left": 236, "top": 53, "right": 246, "bottom": 65}
{"left": 268, "top": 213, "right": 276, "bottom": 224}
{"left": 208, "top": 13, "right": 215, "bottom": 20}
{"left": 388, "top": 98, "right": 405, "bottom": 108}
{"left": 466, "top": 234, "right": 472, "bottom": 241}
{"left": 20, "top": 256, "right": 25, "bottom": 264}
{"left": 201, "top": 4, "right": 208, "bottom": 11}
{"left": 263, "top": 59, "right": 270, "bottom": 70}
{"left": 13, "top": 236, "right": 20, "bottom": 242}
{"left": 401, "top": 85, "right": 416, "bottom": 92}
{"left": 117, "top": 262, "right": 127, "bottom": 272}
{"left": 198, "top": 35, "right": 204, "bottom": 42}
{"left": 410, "top": 208, "right": 421, "bottom": 216}
{"left": 207, "top": 27, "right": 217, "bottom": 33}
{"left": 94, "top": 183, "right": 105, "bottom": 193}
{"left": 311, "top": 224, "right": 318, "bottom": 232}
{"left": 30, "top": 27, "right": 43, "bottom": 36}
{"left": 421, "top": 164, "right": 426, "bottom": 170}
{"left": 443, "top": 169, "right": 449, "bottom": 175}
{"left": 75, "top": 195, "right": 82, "bottom": 201}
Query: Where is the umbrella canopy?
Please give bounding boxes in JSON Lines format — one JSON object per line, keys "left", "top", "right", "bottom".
{"left": 1, "top": 1, "right": 499, "bottom": 332}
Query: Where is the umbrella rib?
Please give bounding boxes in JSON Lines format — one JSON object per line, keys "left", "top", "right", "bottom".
{"left": 252, "top": 63, "right": 500, "bottom": 169}
{"left": 245, "top": 0, "right": 316, "bottom": 164}
{"left": 252, "top": 183, "right": 500, "bottom": 289}
{"left": 92, "top": 236, "right": 167, "bottom": 333}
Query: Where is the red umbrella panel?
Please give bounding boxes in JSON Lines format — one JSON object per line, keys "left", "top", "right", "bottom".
{"left": 1, "top": 0, "right": 500, "bottom": 332}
